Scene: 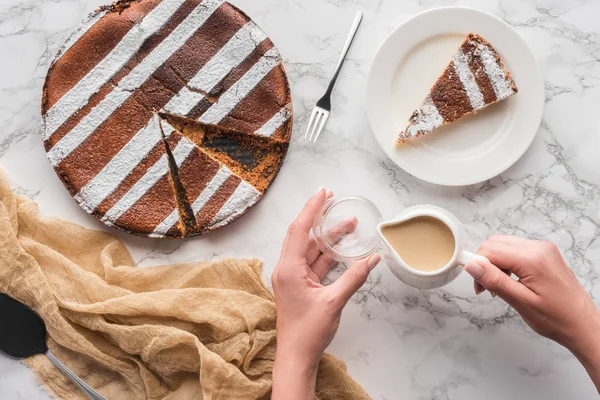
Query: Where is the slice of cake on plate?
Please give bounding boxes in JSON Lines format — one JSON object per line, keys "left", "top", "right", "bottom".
{"left": 396, "top": 33, "right": 518, "bottom": 144}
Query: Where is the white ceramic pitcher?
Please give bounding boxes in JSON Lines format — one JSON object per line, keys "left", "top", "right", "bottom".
{"left": 376, "top": 205, "right": 488, "bottom": 289}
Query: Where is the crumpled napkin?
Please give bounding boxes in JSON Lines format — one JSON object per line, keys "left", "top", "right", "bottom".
{"left": 0, "top": 168, "right": 369, "bottom": 399}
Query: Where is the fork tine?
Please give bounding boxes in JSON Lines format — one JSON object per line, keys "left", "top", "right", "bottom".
{"left": 304, "top": 108, "right": 318, "bottom": 140}
{"left": 312, "top": 112, "right": 328, "bottom": 143}
{"left": 308, "top": 111, "right": 323, "bottom": 142}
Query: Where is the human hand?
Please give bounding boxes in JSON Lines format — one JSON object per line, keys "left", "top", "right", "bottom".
{"left": 465, "top": 235, "right": 600, "bottom": 389}
{"left": 271, "top": 188, "right": 381, "bottom": 399}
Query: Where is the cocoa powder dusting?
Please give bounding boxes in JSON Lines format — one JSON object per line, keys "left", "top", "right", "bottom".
{"left": 430, "top": 65, "right": 473, "bottom": 122}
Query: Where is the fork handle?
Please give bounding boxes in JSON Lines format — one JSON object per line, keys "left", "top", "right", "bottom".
{"left": 324, "top": 11, "right": 363, "bottom": 98}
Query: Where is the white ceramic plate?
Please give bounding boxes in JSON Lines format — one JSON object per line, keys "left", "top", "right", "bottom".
{"left": 366, "top": 7, "right": 544, "bottom": 186}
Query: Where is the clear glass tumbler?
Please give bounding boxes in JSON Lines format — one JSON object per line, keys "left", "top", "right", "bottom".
{"left": 312, "top": 196, "right": 383, "bottom": 262}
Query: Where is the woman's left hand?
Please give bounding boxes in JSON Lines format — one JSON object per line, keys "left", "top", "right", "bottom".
{"left": 271, "top": 188, "right": 381, "bottom": 399}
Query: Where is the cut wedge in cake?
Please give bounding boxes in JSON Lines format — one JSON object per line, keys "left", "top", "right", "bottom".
{"left": 162, "top": 113, "right": 288, "bottom": 192}
{"left": 396, "top": 33, "right": 518, "bottom": 144}
{"left": 160, "top": 117, "right": 287, "bottom": 236}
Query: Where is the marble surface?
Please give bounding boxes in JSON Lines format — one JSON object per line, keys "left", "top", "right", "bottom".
{"left": 1, "top": 0, "right": 599, "bottom": 398}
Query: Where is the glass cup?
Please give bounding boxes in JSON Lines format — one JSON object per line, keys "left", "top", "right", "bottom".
{"left": 312, "top": 196, "right": 383, "bottom": 262}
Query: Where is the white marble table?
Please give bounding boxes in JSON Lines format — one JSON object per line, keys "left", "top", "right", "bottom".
{"left": 1, "top": 0, "right": 599, "bottom": 398}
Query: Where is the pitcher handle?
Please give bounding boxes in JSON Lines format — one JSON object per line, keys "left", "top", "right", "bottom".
{"left": 457, "top": 250, "right": 489, "bottom": 266}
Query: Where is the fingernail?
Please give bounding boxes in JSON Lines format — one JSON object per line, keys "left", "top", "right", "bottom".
{"left": 475, "top": 281, "right": 486, "bottom": 295}
{"left": 345, "top": 216, "right": 359, "bottom": 232}
{"left": 367, "top": 254, "right": 381, "bottom": 270}
{"left": 314, "top": 187, "right": 325, "bottom": 196}
{"left": 326, "top": 190, "right": 334, "bottom": 198}
{"left": 465, "top": 263, "right": 484, "bottom": 280}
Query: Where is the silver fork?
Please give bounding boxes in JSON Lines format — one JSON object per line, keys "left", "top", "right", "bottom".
{"left": 304, "top": 11, "right": 363, "bottom": 143}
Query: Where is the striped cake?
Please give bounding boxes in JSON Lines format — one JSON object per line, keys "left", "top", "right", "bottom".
{"left": 396, "top": 33, "right": 518, "bottom": 144}
{"left": 42, "top": 0, "right": 292, "bottom": 238}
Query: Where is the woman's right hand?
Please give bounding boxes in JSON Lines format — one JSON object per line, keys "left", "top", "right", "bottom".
{"left": 465, "top": 235, "right": 600, "bottom": 390}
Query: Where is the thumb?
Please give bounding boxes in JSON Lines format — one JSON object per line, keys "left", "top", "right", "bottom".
{"left": 330, "top": 254, "right": 381, "bottom": 304}
{"left": 464, "top": 259, "right": 535, "bottom": 305}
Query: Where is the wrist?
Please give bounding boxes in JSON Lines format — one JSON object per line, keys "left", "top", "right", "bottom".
{"left": 275, "top": 340, "right": 322, "bottom": 373}
{"left": 273, "top": 343, "right": 321, "bottom": 400}
{"left": 565, "top": 309, "right": 600, "bottom": 369}
{"left": 276, "top": 332, "right": 324, "bottom": 368}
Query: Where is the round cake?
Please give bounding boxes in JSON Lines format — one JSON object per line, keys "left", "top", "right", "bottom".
{"left": 42, "top": 0, "right": 292, "bottom": 238}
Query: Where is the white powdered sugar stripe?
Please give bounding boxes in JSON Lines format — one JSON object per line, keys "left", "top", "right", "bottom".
{"left": 55, "top": 10, "right": 107, "bottom": 62}
{"left": 151, "top": 209, "right": 180, "bottom": 238}
{"left": 76, "top": 115, "right": 163, "bottom": 212}
{"left": 151, "top": 165, "right": 231, "bottom": 236}
{"left": 474, "top": 42, "right": 514, "bottom": 100}
{"left": 189, "top": 22, "right": 267, "bottom": 92}
{"left": 255, "top": 104, "right": 291, "bottom": 137}
{"left": 161, "top": 118, "right": 175, "bottom": 139}
{"left": 169, "top": 133, "right": 196, "bottom": 166}
{"left": 147, "top": 132, "right": 198, "bottom": 237}
{"left": 199, "top": 46, "right": 281, "bottom": 124}
{"left": 191, "top": 166, "right": 231, "bottom": 214}
{"left": 46, "top": 0, "right": 223, "bottom": 165}
{"left": 105, "top": 128, "right": 194, "bottom": 227}
{"left": 44, "top": 0, "right": 186, "bottom": 138}
{"left": 402, "top": 96, "right": 444, "bottom": 139}
{"left": 163, "top": 87, "right": 205, "bottom": 116}
{"left": 453, "top": 50, "right": 485, "bottom": 110}
{"left": 210, "top": 180, "right": 260, "bottom": 229}
{"left": 163, "top": 21, "right": 267, "bottom": 115}
{"left": 103, "top": 155, "right": 169, "bottom": 223}
{"left": 161, "top": 120, "right": 197, "bottom": 168}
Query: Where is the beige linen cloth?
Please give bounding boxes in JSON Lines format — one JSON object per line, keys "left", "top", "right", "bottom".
{"left": 0, "top": 169, "right": 369, "bottom": 400}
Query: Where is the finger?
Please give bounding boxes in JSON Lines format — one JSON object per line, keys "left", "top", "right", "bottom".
{"left": 311, "top": 253, "right": 338, "bottom": 281}
{"left": 306, "top": 213, "right": 354, "bottom": 265}
{"left": 465, "top": 259, "right": 536, "bottom": 306}
{"left": 477, "top": 240, "right": 532, "bottom": 278}
{"left": 474, "top": 268, "right": 510, "bottom": 295}
{"left": 329, "top": 254, "right": 381, "bottom": 305}
{"left": 488, "top": 234, "right": 534, "bottom": 247}
{"left": 306, "top": 237, "right": 321, "bottom": 265}
{"left": 325, "top": 216, "right": 358, "bottom": 244}
{"left": 474, "top": 280, "right": 485, "bottom": 295}
{"left": 310, "top": 217, "right": 358, "bottom": 278}
{"left": 281, "top": 188, "right": 328, "bottom": 262}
